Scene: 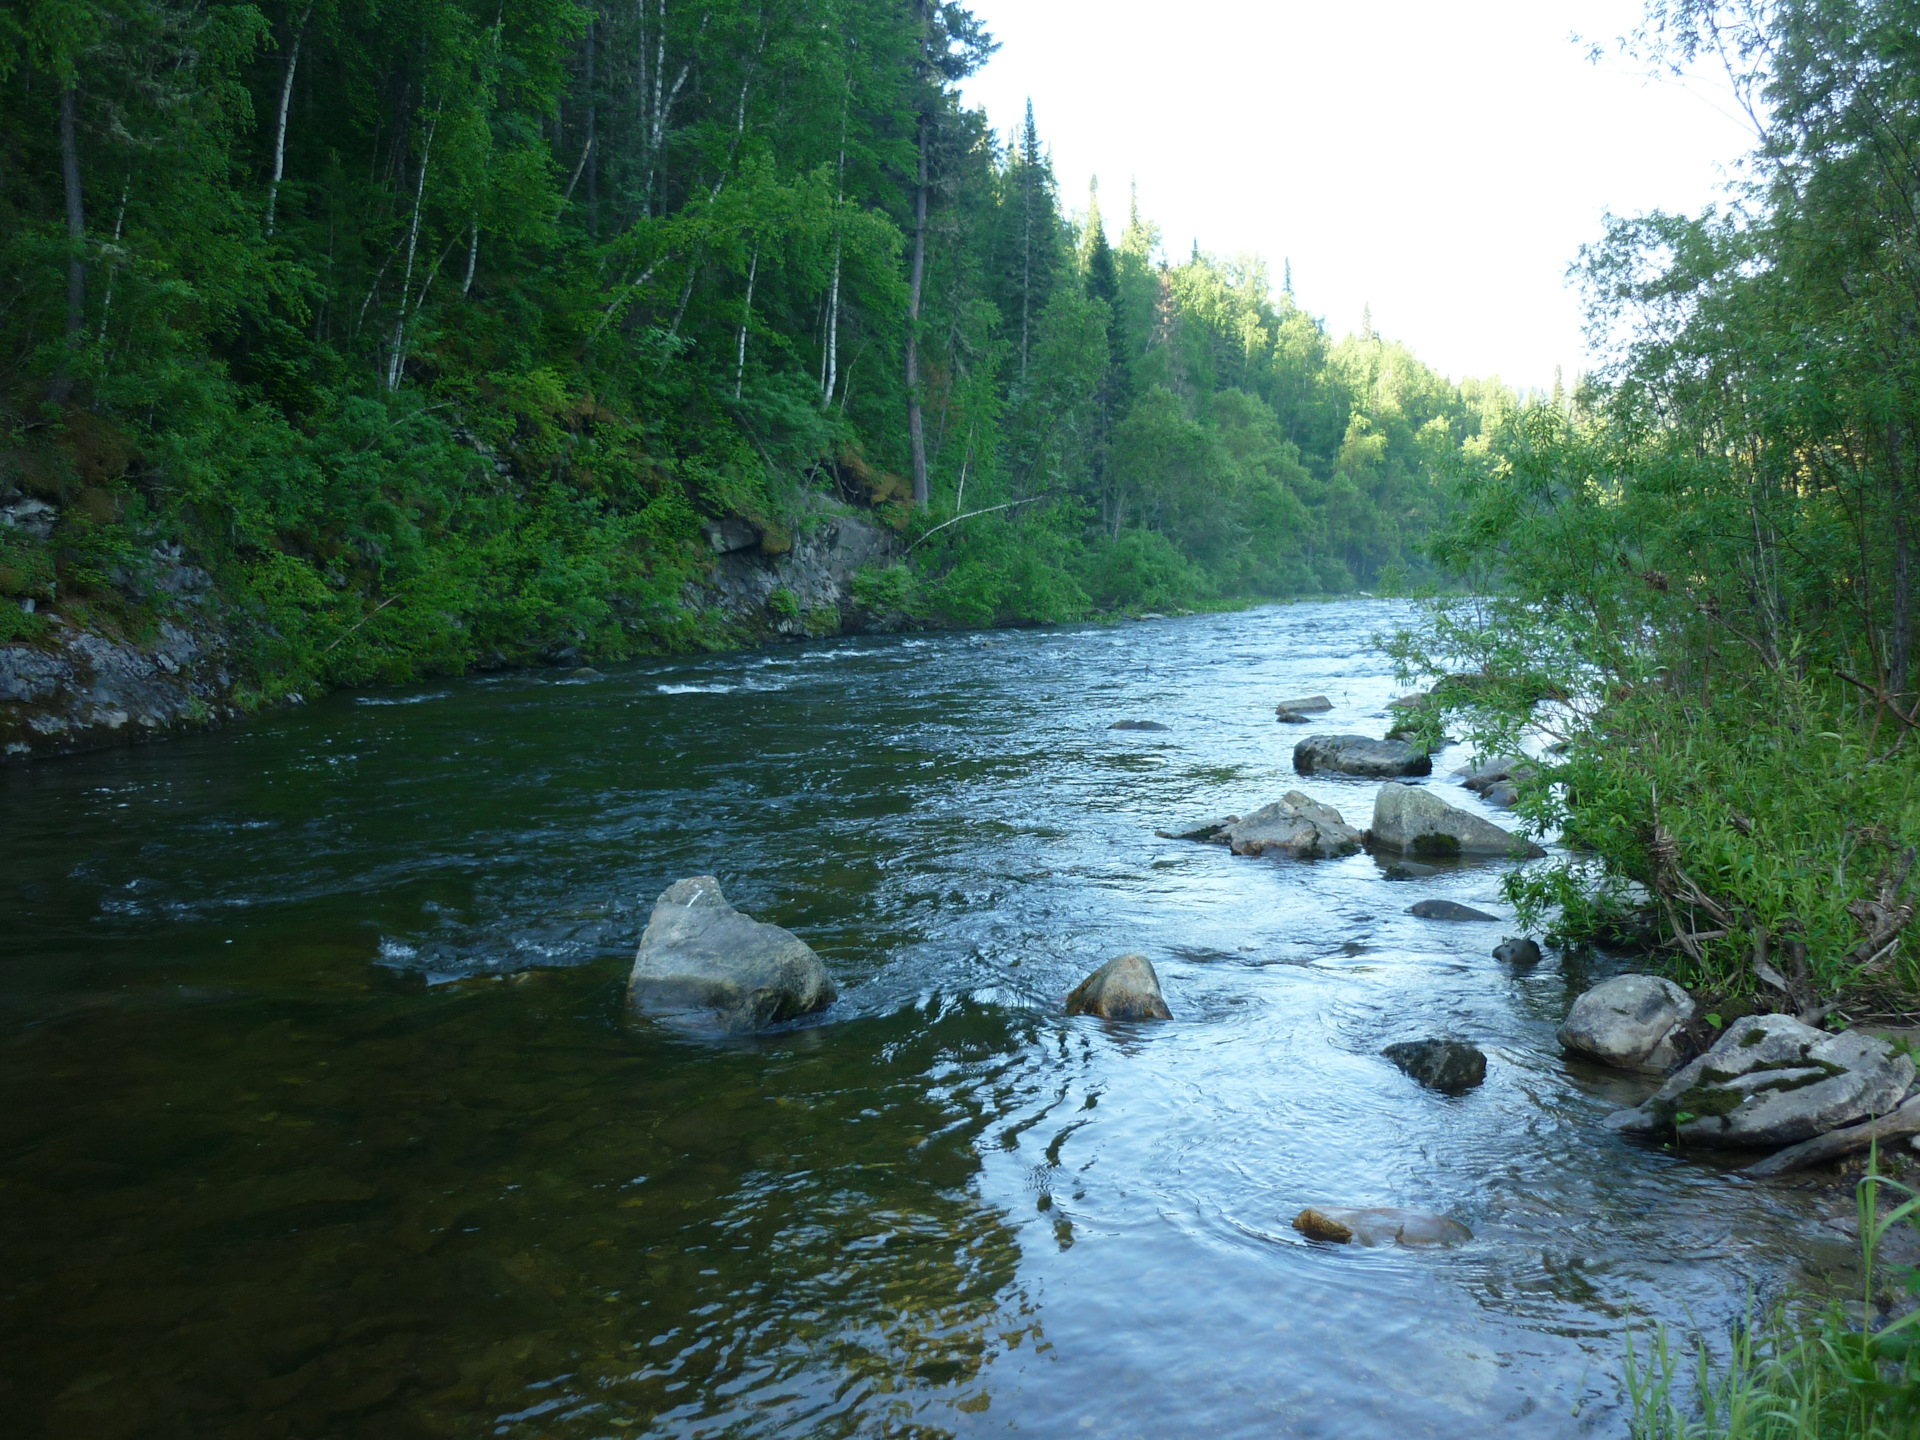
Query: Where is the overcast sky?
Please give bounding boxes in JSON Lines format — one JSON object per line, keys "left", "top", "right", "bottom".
{"left": 958, "top": 0, "right": 1758, "bottom": 391}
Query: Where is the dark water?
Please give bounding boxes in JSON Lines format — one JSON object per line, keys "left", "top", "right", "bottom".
{"left": 0, "top": 601, "right": 1850, "bottom": 1439}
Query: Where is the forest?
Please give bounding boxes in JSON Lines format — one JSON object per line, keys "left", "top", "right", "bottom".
{"left": 1, "top": 0, "right": 1504, "bottom": 700}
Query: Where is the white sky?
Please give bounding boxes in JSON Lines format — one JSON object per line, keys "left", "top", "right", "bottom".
{"left": 958, "top": 0, "right": 1759, "bottom": 391}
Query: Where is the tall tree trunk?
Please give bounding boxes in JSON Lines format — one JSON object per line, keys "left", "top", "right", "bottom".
{"left": 1894, "top": 459, "right": 1913, "bottom": 700}
{"left": 97, "top": 181, "right": 127, "bottom": 340}
{"left": 49, "top": 82, "right": 86, "bottom": 404}
{"left": 462, "top": 215, "right": 479, "bottom": 297}
{"left": 266, "top": 5, "right": 313, "bottom": 237}
{"left": 821, "top": 75, "right": 848, "bottom": 406}
{"left": 583, "top": 9, "right": 597, "bottom": 237}
{"left": 906, "top": 111, "right": 929, "bottom": 506}
{"left": 386, "top": 108, "right": 438, "bottom": 391}
{"left": 733, "top": 243, "right": 757, "bottom": 399}
{"left": 1019, "top": 158, "right": 1032, "bottom": 383}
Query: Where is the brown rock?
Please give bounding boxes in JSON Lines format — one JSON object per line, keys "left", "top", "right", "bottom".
{"left": 1291, "top": 1206, "right": 1472, "bottom": 1247}
{"left": 1065, "top": 953, "right": 1172, "bottom": 1021}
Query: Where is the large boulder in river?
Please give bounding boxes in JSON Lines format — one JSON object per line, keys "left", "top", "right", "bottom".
{"left": 628, "top": 877, "right": 836, "bottom": 1032}
{"left": 1066, "top": 953, "right": 1172, "bottom": 1020}
{"left": 1368, "top": 782, "right": 1546, "bottom": 858}
{"left": 1606, "top": 1014, "right": 1916, "bottom": 1148}
{"left": 1159, "top": 794, "right": 1361, "bottom": 858}
{"left": 1292, "top": 1207, "right": 1472, "bottom": 1247}
{"left": 1294, "top": 734, "right": 1432, "bottom": 778}
{"left": 1558, "top": 974, "right": 1693, "bottom": 1072}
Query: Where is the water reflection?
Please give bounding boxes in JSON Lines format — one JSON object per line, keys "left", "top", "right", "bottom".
{"left": 0, "top": 602, "right": 1848, "bottom": 1438}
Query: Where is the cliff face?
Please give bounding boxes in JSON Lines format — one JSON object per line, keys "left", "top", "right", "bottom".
{"left": 0, "top": 502, "right": 905, "bottom": 764}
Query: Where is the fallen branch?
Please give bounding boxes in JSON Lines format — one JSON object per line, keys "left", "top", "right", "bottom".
{"left": 904, "top": 496, "right": 1046, "bottom": 551}
{"left": 320, "top": 595, "right": 400, "bottom": 655}
{"left": 1745, "top": 1095, "right": 1920, "bottom": 1178}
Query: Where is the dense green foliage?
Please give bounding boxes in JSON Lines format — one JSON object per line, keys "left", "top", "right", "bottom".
{"left": 1, "top": 0, "right": 1501, "bottom": 695}
{"left": 1392, "top": 0, "right": 1920, "bottom": 1007}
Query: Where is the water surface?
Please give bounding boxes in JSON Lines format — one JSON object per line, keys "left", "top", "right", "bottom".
{"left": 0, "top": 601, "right": 1847, "bottom": 1438}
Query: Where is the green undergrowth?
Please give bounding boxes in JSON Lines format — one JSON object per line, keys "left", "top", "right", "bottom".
{"left": 1627, "top": 1158, "right": 1920, "bottom": 1438}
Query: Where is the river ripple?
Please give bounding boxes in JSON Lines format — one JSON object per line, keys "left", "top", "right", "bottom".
{"left": 0, "top": 600, "right": 1845, "bottom": 1439}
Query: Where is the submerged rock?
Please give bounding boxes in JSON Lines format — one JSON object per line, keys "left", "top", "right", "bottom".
{"left": 1276, "top": 694, "right": 1333, "bottom": 715}
{"left": 1066, "top": 953, "right": 1172, "bottom": 1020}
{"left": 1292, "top": 1206, "right": 1473, "bottom": 1247}
{"left": 1456, "top": 756, "right": 1535, "bottom": 793}
{"left": 1606, "top": 1014, "right": 1916, "bottom": 1148}
{"left": 1367, "top": 782, "right": 1545, "bottom": 858}
{"left": 1493, "top": 937, "right": 1543, "bottom": 967}
{"left": 1223, "top": 793, "right": 1363, "bottom": 859}
{"left": 1293, "top": 734, "right": 1433, "bottom": 778}
{"left": 1109, "top": 719, "right": 1170, "bottom": 731}
{"left": 1156, "top": 815, "right": 1238, "bottom": 841}
{"left": 1407, "top": 900, "right": 1501, "bottom": 922}
{"left": 627, "top": 876, "right": 836, "bottom": 1032}
{"left": 1382, "top": 1039, "right": 1488, "bottom": 1094}
{"left": 1275, "top": 709, "right": 1310, "bottom": 724}
{"left": 1558, "top": 974, "right": 1693, "bottom": 1073}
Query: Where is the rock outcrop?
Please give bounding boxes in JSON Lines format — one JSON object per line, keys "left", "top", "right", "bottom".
{"left": 1606, "top": 1014, "right": 1916, "bottom": 1147}
{"left": 1169, "top": 793, "right": 1362, "bottom": 859}
{"left": 1292, "top": 1207, "right": 1473, "bottom": 1247}
{"left": 1293, "top": 734, "right": 1432, "bottom": 778}
{"left": 698, "top": 497, "right": 903, "bottom": 639}
{"left": 2, "top": 612, "right": 240, "bottom": 762}
{"left": 1367, "top": 782, "right": 1545, "bottom": 858}
{"left": 627, "top": 876, "right": 837, "bottom": 1032}
{"left": 1558, "top": 975, "right": 1694, "bottom": 1072}
{"left": 1065, "top": 953, "right": 1172, "bottom": 1020}
{"left": 1382, "top": 1039, "right": 1488, "bottom": 1094}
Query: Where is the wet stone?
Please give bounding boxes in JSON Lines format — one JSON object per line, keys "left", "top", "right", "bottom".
{"left": 1382, "top": 1039, "right": 1488, "bottom": 1094}
{"left": 1109, "top": 719, "right": 1171, "bottom": 731}
{"left": 627, "top": 876, "right": 836, "bottom": 1033}
{"left": 1065, "top": 953, "right": 1172, "bottom": 1021}
{"left": 1493, "top": 937, "right": 1543, "bottom": 967}
{"left": 1407, "top": 900, "right": 1501, "bottom": 922}
{"left": 1367, "top": 782, "right": 1544, "bottom": 858}
{"left": 1558, "top": 974, "right": 1693, "bottom": 1073}
{"left": 1293, "top": 734, "right": 1432, "bottom": 778}
{"left": 1292, "top": 1206, "right": 1473, "bottom": 1248}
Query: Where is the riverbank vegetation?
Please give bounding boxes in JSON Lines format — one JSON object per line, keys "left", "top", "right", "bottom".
{"left": 1391, "top": 0, "right": 1920, "bottom": 1014}
{"left": 1628, "top": 1159, "right": 1920, "bottom": 1438}
{"left": 1, "top": 0, "right": 1505, "bottom": 700}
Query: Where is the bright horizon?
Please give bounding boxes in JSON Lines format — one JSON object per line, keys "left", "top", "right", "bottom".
{"left": 959, "top": 0, "right": 1759, "bottom": 392}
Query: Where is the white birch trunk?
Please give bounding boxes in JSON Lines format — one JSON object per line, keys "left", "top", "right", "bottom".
{"left": 733, "top": 243, "right": 757, "bottom": 399}
{"left": 386, "top": 108, "right": 438, "bottom": 391}
{"left": 266, "top": 5, "right": 313, "bottom": 237}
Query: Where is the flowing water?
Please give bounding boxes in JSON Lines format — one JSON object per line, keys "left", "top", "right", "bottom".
{"left": 0, "top": 600, "right": 1857, "bottom": 1440}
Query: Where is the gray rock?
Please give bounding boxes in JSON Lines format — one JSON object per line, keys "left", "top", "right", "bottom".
{"left": 1607, "top": 1014, "right": 1916, "bottom": 1148}
{"left": 1558, "top": 974, "right": 1694, "bottom": 1072}
{"left": 627, "top": 876, "right": 837, "bottom": 1032}
{"left": 1292, "top": 1206, "right": 1472, "bottom": 1247}
{"left": 1407, "top": 900, "right": 1501, "bottom": 922}
{"left": 1293, "top": 734, "right": 1433, "bottom": 778}
{"left": 1456, "top": 756, "right": 1535, "bottom": 793}
{"left": 1493, "top": 937, "right": 1543, "bottom": 967}
{"left": 1155, "top": 815, "right": 1238, "bottom": 842}
{"left": 1382, "top": 1039, "right": 1487, "bottom": 1093}
{"left": 1109, "top": 719, "right": 1170, "bottom": 731}
{"left": 1276, "top": 695, "right": 1333, "bottom": 715}
{"left": 1066, "top": 953, "right": 1172, "bottom": 1020}
{"left": 1483, "top": 782, "right": 1519, "bottom": 808}
{"left": 701, "top": 516, "right": 761, "bottom": 553}
{"left": 1220, "top": 792, "right": 1363, "bottom": 859}
{"left": 1382, "top": 860, "right": 1439, "bottom": 881}
{"left": 1275, "top": 709, "right": 1310, "bottom": 724}
{"left": 1367, "top": 782, "right": 1545, "bottom": 858}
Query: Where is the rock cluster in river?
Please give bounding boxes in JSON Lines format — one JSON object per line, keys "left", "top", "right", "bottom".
{"left": 1606, "top": 1013, "right": 1915, "bottom": 1147}
{"left": 1368, "top": 782, "right": 1545, "bottom": 859}
{"left": 1293, "top": 733, "right": 1432, "bottom": 778}
{"left": 1066, "top": 954, "right": 1172, "bottom": 1020}
{"left": 628, "top": 876, "right": 837, "bottom": 1032}
{"left": 1455, "top": 756, "right": 1534, "bottom": 809}
{"left": 1558, "top": 975, "right": 1694, "bottom": 1073}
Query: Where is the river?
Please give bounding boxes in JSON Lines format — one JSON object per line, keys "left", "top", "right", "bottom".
{"left": 0, "top": 599, "right": 1851, "bottom": 1439}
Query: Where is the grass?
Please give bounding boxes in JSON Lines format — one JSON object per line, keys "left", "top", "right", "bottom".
{"left": 1627, "top": 1151, "right": 1920, "bottom": 1438}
